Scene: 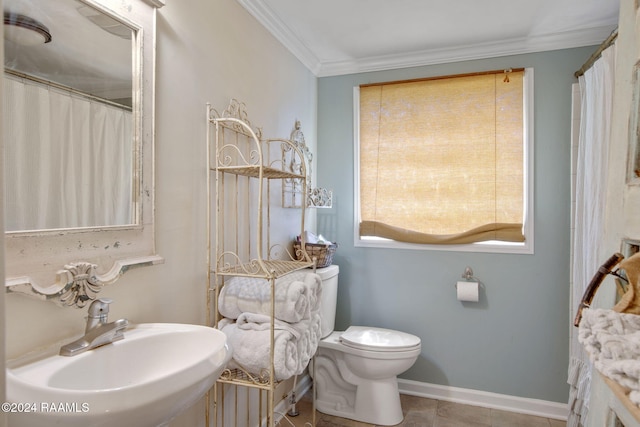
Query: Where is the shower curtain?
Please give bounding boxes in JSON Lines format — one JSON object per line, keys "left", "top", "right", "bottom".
{"left": 3, "top": 75, "right": 133, "bottom": 231}
{"left": 568, "top": 44, "right": 616, "bottom": 427}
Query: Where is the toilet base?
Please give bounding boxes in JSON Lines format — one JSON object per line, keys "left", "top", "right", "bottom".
{"left": 314, "top": 352, "right": 404, "bottom": 426}
{"left": 317, "top": 377, "right": 403, "bottom": 426}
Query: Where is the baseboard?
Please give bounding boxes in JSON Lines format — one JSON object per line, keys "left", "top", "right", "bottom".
{"left": 398, "top": 378, "right": 568, "bottom": 421}
{"left": 278, "top": 375, "right": 568, "bottom": 421}
{"left": 294, "top": 373, "right": 313, "bottom": 400}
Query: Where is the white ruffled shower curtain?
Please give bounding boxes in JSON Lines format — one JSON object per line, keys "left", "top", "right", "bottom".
{"left": 568, "top": 44, "right": 616, "bottom": 427}
{"left": 3, "top": 75, "right": 133, "bottom": 231}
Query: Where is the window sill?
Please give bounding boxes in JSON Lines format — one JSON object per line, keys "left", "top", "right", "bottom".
{"left": 355, "top": 236, "right": 533, "bottom": 254}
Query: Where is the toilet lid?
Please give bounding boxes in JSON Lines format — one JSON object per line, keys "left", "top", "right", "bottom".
{"left": 339, "top": 326, "right": 421, "bottom": 352}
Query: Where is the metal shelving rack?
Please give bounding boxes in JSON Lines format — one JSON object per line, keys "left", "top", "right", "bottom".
{"left": 206, "top": 100, "right": 314, "bottom": 427}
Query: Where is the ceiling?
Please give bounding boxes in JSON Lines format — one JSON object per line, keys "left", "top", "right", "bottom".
{"left": 237, "top": 0, "right": 620, "bottom": 77}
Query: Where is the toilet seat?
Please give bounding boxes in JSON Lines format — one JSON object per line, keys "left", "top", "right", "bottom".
{"left": 339, "top": 326, "right": 421, "bottom": 352}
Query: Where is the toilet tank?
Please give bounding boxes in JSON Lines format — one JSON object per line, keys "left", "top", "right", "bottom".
{"left": 315, "top": 264, "right": 339, "bottom": 338}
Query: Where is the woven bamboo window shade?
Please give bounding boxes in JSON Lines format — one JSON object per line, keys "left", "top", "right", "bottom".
{"left": 359, "top": 69, "right": 525, "bottom": 244}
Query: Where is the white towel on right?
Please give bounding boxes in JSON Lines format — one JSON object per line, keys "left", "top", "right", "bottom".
{"left": 579, "top": 308, "right": 640, "bottom": 404}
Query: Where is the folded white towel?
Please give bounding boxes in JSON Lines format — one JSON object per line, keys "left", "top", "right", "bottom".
{"left": 221, "top": 318, "right": 298, "bottom": 381}
{"left": 579, "top": 308, "right": 640, "bottom": 404}
{"left": 218, "top": 272, "right": 322, "bottom": 323}
{"left": 236, "top": 312, "right": 301, "bottom": 338}
{"left": 220, "top": 313, "right": 321, "bottom": 381}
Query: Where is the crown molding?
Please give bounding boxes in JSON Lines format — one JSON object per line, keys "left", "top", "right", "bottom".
{"left": 237, "top": 0, "right": 615, "bottom": 77}
{"left": 316, "top": 25, "right": 617, "bottom": 77}
{"left": 237, "top": 0, "right": 322, "bottom": 75}
{"left": 142, "top": 0, "right": 165, "bottom": 8}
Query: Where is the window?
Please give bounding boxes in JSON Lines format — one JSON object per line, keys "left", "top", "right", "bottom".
{"left": 354, "top": 68, "right": 533, "bottom": 253}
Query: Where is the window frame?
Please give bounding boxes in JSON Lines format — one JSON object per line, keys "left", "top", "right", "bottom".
{"left": 353, "top": 67, "right": 534, "bottom": 254}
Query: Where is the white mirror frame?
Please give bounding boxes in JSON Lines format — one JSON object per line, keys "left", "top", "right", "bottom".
{"left": 4, "top": 0, "right": 165, "bottom": 308}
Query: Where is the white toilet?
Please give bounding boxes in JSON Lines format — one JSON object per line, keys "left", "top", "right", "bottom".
{"left": 313, "top": 265, "right": 421, "bottom": 426}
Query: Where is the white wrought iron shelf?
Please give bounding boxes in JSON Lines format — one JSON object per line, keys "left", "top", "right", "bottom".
{"left": 217, "top": 368, "right": 280, "bottom": 389}
{"left": 207, "top": 101, "right": 315, "bottom": 427}
{"left": 213, "top": 165, "right": 304, "bottom": 180}
{"left": 214, "top": 259, "right": 314, "bottom": 279}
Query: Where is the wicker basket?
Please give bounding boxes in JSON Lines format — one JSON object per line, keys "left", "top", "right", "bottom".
{"left": 293, "top": 241, "right": 337, "bottom": 268}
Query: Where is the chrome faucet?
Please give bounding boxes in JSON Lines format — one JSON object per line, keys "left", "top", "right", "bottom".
{"left": 59, "top": 298, "right": 129, "bottom": 357}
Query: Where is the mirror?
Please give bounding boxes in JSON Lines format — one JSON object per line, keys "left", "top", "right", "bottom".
{"left": 4, "top": 0, "right": 134, "bottom": 231}
{"left": 4, "top": 0, "right": 164, "bottom": 306}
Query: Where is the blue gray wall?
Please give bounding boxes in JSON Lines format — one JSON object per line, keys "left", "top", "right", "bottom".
{"left": 316, "top": 47, "right": 595, "bottom": 403}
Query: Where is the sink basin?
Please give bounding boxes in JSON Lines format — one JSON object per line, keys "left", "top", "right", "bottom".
{"left": 6, "top": 323, "right": 232, "bottom": 427}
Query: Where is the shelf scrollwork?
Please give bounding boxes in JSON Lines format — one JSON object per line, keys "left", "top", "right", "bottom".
{"left": 282, "top": 120, "right": 332, "bottom": 208}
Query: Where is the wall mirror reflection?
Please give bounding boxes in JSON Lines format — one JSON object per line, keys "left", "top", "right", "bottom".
{"left": 3, "top": 0, "right": 163, "bottom": 305}
{"left": 3, "top": 0, "right": 136, "bottom": 232}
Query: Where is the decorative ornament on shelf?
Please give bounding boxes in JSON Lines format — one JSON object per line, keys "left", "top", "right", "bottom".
{"left": 282, "top": 120, "right": 333, "bottom": 208}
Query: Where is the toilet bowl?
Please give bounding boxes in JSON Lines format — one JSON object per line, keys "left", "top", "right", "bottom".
{"left": 312, "top": 265, "right": 421, "bottom": 426}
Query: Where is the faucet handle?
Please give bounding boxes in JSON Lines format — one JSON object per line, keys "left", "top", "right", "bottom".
{"left": 87, "top": 298, "right": 113, "bottom": 318}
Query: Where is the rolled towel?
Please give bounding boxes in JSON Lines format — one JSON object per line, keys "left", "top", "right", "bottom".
{"left": 217, "top": 317, "right": 234, "bottom": 330}
{"left": 296, "top": 312, "right": 321, "bottom": 372}
{"left": 236, "top": 311, "right": 319, "bottom": 373}
{"left": 221, "top": 317, "right": 299, "bottom": 381}
{"left": 237, "top": 312, "right": 301, "bottom": 338}
{"left": 219, "top": 275, "right": 310, "bottom": 323}
{"left": 304, "top": 273, "right": 323, "bottom": 314}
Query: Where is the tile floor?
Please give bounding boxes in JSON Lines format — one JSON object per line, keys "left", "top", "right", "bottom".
{"left": 281, "top": 391, "right": 567, "bottom": 427}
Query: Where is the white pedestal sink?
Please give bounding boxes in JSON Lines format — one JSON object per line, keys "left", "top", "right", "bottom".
{"left": 6, "top": 323, "right": 232, "bottom": 427}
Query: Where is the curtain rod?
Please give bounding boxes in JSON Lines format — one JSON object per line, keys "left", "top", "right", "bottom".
{"left": 574, "top": 29, "right": 618, "bottom": 78}
{"left": 4, "top": 68, "right": 133, "bottom": 111}
{"left": 360, "top": 68, "right": 526, "bottom": 88}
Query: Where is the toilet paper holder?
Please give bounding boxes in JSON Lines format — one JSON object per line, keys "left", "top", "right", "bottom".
{"left": 460, "top": 266, "right": 477, "bottom": 283}
{"left": 456, "top": 266, "right": 482, "bottom": 302}
{"left": 455, "top": 266, "right": 482, "bottom": 289}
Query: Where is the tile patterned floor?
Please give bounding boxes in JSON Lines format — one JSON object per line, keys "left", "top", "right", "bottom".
{"left": 281, "top": 392, "right": 567, "bottom": 427}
